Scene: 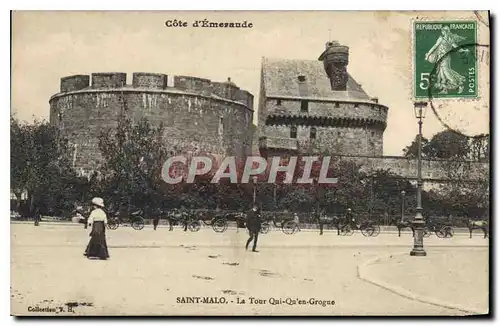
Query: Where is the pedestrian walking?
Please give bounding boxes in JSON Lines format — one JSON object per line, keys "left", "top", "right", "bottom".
{"left": 33, "top": 207, "right": 41, "bottom": 226}
{"left": 245, "top": 205, "right": 261, "bottom": 252}
{"left": 293, "top": 213, "right": 301, "bottom": 232}
{"left": 180, "top": 205, "right": 189, "bottom": 232}
{"left": 153, "top": 213, "right": 160, "bottom": 231}
{"left": 84, "top": 197, "right": 110, "bottom": 260}
{"left": 346, "top": 208, "right": 355, "bottom": 225}
{"left": 314, "top": 209, "right": 324, "bottom": 235}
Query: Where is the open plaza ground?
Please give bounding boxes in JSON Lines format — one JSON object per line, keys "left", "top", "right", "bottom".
{"left": 10, "top": 222, "right": 489, "bottom": 316}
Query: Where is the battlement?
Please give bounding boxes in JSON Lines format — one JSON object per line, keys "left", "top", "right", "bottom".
{"left": 57, "top": 72, "right": 253, "bottom": 108}
{"left": 173, "top": 75, "right": 212, "bottom": 96}
{"left": 60, "top": 75, "right": 90, "bottom": 92}
{"left": 91, "top": 72, "right": 127, "bottom": 88}
{"left": 132, "top": 73, "right": 167, "bottom": 89}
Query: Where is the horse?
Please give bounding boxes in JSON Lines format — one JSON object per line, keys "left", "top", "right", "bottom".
{"left": 388, "top": 217, "right": 415, "bottom": 237}
{"left": 313, "top": 212, "right": 343, "bottom": 235}
{"left": 166, "top": 208, "right": 195, "bottom": 231}
{"left": 221, "top": 211, "right": 247, "bottom": 232}
{"left": 468, "top": 218, "right": 489, "bottom": 239}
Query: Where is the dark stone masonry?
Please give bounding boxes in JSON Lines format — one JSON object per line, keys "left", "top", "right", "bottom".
{"left": 49, "top": 72, "right": 254, "bottom": 177}
{"left": 49, "top": 42, "right": 487, "bottom": 184}
{"left": 257, "top": 41, "right": 487, "bottom": 184}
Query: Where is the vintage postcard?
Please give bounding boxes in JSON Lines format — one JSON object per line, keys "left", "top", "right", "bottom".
{"left": 10, "top": 11, "right": 490, "bottom": 316}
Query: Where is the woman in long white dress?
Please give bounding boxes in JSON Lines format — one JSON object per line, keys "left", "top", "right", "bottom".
{"left": 425, "top": 26, "right": 469, "bottom": 94}
{"left": 84, "top": 197, "right": 110, "bottom": 260}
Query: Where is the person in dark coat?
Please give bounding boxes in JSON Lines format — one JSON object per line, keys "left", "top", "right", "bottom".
{"left": 245, "top": 205, "right": 261, "bottom": 252}
{"left": 84, "top": 197, "right": 110, "bottom": 260}
{"left": 180, "top": 206, "right": 189, "bottom": 232}
{"left": 153, "top": 213, "right": 160, "bottom": 231}
{"left": 152, "top": 206, "right": 163, "bottom": 231}
{"left": 33, "top": 207, "right": 41, "bottom": 226}
{"left": 345, "top": 208, "right": 355, "bottom": 226}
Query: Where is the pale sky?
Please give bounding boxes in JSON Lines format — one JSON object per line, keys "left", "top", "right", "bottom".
{"left": 11, "top": 11, "right": 490, "bottom": 156}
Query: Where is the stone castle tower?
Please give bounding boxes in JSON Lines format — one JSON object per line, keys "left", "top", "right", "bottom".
{"left": 49, "top": 72, "right": 254, "bottom": 176}
{"left": 258, "top": 41, "right": 388, "bottom": 157}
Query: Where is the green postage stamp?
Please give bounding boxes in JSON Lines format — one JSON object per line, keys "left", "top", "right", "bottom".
{"left": 413, "top": 21, "right": 478, "bottom": 99}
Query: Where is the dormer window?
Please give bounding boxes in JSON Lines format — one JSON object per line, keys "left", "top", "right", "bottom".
{"left": 354, "top": 104, "right": 359, "bottom": 108}
{"left": 301, "top": 100, "right": 309, "bottom": 113}
{"left": 298, "top": 75, "right": 306, "bottom": 82}
{"left": 334, "top": 102, "right": 340, "bottom": 108}
{"left": 290, "top": 126, "right": 297, "bottom": 139}
{"left": 277, "top": 99, "right": 282, "bottom": 106}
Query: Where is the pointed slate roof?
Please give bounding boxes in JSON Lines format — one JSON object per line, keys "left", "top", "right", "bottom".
{"left": 261, "top": 57, "right": 372, "bottom": 102}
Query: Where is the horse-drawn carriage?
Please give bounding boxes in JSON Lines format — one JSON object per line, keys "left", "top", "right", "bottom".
{"left": 317, "top": 212, "right": 381, "bottom": 237}
{"left": 389, "top": 217, "right": 454, "bottom": 238}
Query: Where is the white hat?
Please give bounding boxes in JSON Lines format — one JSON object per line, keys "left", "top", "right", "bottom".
{"left": 91, "top": 197, "right": 105, "bottom": 208}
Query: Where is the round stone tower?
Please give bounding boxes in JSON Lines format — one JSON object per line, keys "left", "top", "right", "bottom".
{"left": 259, "top": 41, "right": 388, "bottom": 157}
{"left": 49, "top": 72, "right": 254, "bottom": 177}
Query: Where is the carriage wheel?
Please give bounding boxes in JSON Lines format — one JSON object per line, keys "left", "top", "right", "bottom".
{"left": 440, "top": 226, "right": 454, "bottom": 238}
{"left": 131, "top": 217, "right": 145, "bottom": 230}
{"left": 423, "top": 227, "right": 431, "bottom": 237}
{"left": 371, "top": 225, "right": 381, "bottom": 237}
{"left": 282, "top": 221, "right": 297, "bottom": 235}
{"left": 361, "top": 226, "right": 375, "bottom": 237}
{"left": 260, "top": 223, "right": 270, "bottom": 234}
{"left": 108, "top": 218, "right": 119, "bottom": 230}
{"left": 435, "top": 229, "right": 445, "bottom": 238}
{"left": 189, "top": 221, "right": 201, "bottom": 232}
{"left": 340, "top": 225, "right": 354, "bottom": 236}
{"left": 212, "top": 218, "right": 228, "bottom": 233}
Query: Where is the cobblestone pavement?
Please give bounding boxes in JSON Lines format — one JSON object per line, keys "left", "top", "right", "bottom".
{"left": 10, "top": 223, "right": 489, "bottom": 316}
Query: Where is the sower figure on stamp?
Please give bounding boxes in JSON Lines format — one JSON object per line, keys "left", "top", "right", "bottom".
{"left": 425, "top": 26, "right": 469, "bottom": 94}
{"left": 245, "top": 204, "right": 261, "bottom": 252}
{"left": 84, "top": 197, "right": 110, "bottom": 260}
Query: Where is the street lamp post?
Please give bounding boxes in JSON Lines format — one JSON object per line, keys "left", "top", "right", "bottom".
{"left": 410, "top": 101, "right": 428, "bottom": 257}
{"left": 273, "top": 183, "right": 277, "bottom": 210}
{"left": 401, "top": 190, "right": 406, "bottom": 223}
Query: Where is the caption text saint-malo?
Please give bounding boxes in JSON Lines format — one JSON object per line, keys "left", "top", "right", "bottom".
{"left": 165, "top": 19, "right": 253, "bottom": 28}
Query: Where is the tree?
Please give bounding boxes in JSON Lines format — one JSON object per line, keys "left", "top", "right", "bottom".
{"left": 436, "top": 158, "right": 489, "bottom": 218}
{"left": 426, "top": 130, "right": 470, "bottom": 159}
{"left": 468, "top": 134, "right": 489, "bottom": 162}
{"left": 10, "top": 116, "right": 79, "bottom": 216}
{"left": 403, "top": 135, "right": 432, "bottom": 159}
{"left": 97, "top": 115, "right": 176, "bottom": 210}
{"left": 367, "top": 169, "right": 415, "bottom": 218}
{"left": 403, "top": 130, "right": 472, "bottom": 160}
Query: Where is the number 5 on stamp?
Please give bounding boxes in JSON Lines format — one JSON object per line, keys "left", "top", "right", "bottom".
{"left": 413, "top": 21, "right": 478, "bottom": 99}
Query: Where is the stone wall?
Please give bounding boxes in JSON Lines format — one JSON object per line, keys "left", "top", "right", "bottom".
{"left": 263, "top": 124, "right": 383, "bottom": 156}
{"left": 49, "top": 73, "right": 254, "bottom": 175}
{"left": 265, "top": 98, "right": 388, "bottom": 123}
{"left": 132, "top": 73, "right": 168, "bottom": 89}
{"left": 261, "top": 98, "right": 386, "bottom": 157}
{"left": 332, "top": 155, "right": 488, "bottom": 182}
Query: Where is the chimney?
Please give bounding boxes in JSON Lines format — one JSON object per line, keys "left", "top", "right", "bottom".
{"left": 318, "top": 41, "right": 350, "bottom": 91}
